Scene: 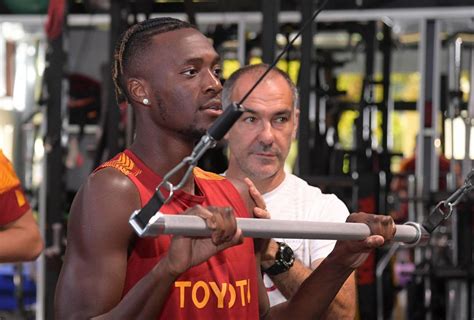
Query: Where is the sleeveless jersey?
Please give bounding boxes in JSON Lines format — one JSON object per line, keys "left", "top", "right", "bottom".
{"left": 0, "top": 150, "right": 30, "bottom": 225}
{"left": 97, "top": 150, "right": 259, "bottom": 319}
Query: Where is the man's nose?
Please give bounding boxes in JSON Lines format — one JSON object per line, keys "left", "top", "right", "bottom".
{"left": 258, "top": 121, "right": 274, "bottom": 145}
{"left": 204, "top": 69, "right": 222, "bottom": 94}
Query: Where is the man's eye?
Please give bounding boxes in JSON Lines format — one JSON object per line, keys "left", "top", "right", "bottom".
{"left": 275, "top": 116, "right": 289, "bottom": 123}
{"left": 213, "top": 67, "right": 222, "bottom": 77}
{"left": 182, "top": 69, "right": 198, "bottom": 76}
{"left": 243, "top": 116, "right": 256, "bottom": 123}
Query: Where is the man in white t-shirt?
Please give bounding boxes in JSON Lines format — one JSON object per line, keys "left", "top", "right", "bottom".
{"left": 223, "top": 64, "right": 356, "bottom": 318}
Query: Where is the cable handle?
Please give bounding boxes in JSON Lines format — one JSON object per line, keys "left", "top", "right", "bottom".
{"left": 207, "top": 102, "right": 245, "bottom": 141}
{"left": 422, "top": 169, "right": 474, "bottom": 233}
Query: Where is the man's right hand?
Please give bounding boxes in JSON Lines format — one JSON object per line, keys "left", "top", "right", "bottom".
{"left": 330, "top": 212, "right": 396, "bottom": 269}
{"left": 163, "top": 205, "right": 243, "bottom": 277}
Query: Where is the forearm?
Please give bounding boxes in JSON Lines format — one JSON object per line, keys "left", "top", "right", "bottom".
{"left": 265, "top": 253, "right": 354, "bottom": 320}
{"left": 269, "top": 260, "right": 356, "bottom": 319}
{"left": 261, "top": 239, "right": 312, "bottom": 299}
{"left": 268, "top": 260, "right": 311, "bottom": 298}
{"left": 92, "top": 258, "right": 177, "bottom": 320}
{"left": 320, "top": 272, "right": 356, "bottom": 320}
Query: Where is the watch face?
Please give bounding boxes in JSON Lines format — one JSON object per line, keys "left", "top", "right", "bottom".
{"left": 279, "top": 243, "right": 294, "bottom": 268}
{"left": 281, "top": 245, "right": 294, "bottom": 261}
{"left": 263, "top": 242, "right": 295, "bottom": 275}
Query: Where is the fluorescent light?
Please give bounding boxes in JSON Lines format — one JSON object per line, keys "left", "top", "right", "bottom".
{"left": 0, "top": 124, "right": 14, "bottom": 160}
{"left": 1, "top": 22, "right": 25, "bottom": 41}
{"left": 444, "top": 117, "right": 474, "bottom": 160}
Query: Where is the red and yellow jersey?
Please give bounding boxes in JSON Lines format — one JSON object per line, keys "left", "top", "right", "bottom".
{"left": 96, "top": 150, "right": 259, "bottom": 319}
{"left": 0, "top": 150, "right": 30, "bottom": 225}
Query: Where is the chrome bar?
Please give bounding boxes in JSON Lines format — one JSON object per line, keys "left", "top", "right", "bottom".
{"left": 130, "top": 212, "right": 429, "bottom": 246}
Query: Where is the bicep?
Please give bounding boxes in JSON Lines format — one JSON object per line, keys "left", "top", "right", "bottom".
{"left": 56, "top": 246, "right": 128, "bottom": 318}
{"left": 55, "top": 170, "right": 140, "bottom": 319}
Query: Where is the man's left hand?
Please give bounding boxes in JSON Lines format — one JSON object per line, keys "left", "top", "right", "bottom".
{"left": 244, "top": 178, "right": 271, "bottom": 257}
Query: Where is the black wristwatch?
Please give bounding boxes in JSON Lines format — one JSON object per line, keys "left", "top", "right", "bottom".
{"left": 262, "top": 242, "right": 295, "bottom": 276}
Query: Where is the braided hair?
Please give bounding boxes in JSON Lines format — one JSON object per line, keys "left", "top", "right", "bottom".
{"left": 112, "top": 17, "right": 197, "bottom": 104}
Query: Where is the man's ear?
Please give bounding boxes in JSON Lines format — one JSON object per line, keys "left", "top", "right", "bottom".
{"left": 127, "top": 77, "right": 151, "bottom": 106}
{"left": 292, "top": 108, "right": 300, "bottom": 139}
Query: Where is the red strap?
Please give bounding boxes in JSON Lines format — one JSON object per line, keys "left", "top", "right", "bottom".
{"left": 45, "top": 0, "right": 65, "bottom": 40}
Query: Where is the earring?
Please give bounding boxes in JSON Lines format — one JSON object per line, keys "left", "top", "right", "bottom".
{"left": 143, "top": 98, "right": 150, "bottom": 105}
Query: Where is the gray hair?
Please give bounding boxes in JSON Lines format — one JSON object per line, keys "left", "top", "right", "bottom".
{"left": 222, "top": 63, "right": 299, "bottom": 110}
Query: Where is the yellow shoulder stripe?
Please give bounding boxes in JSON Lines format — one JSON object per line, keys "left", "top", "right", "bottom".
{"left": 100, "top": 153, "right": 142, "bottom": 177}
{"left": 193, "top": 167, "right": 225, "bottom": 181}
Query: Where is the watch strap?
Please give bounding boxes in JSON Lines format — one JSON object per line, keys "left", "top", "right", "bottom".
{"left": 262, "top": 241, "right": 295, "bottom": 276}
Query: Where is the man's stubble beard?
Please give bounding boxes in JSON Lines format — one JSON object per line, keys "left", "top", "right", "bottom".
{"left": 236, "top": 154, "right": 279, "bottom": 182}
{"left": 155, "top": 94, "right": 206, "bottom": 141}
{"left": 177, "top": 126, "right": 206, "bottom": 141}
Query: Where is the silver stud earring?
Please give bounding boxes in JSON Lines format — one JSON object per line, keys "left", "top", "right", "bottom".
{"left": 143, "top": 98, "right": 150, "bottom": 105}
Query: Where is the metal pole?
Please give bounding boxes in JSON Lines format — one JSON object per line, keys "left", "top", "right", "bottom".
{"left": 447, "top": 37, "right": 463, "bottom": 188}
{"left": 36, "top": 151, "right": 47, "bottom": 320}
{"left": 297, "top": 0, "right": 315, "bottom": 175}
{"left": 237, "top": 19, "right": 246, "bottom": 66}
{"left": 430, "top": 20, "right": 441, "bottom": 193}
{"left": 376, "top": 243, "right": 400, "bottom": 320}
{"left": 130, "top": 213, "right": 429, "bottom": 245}
{"left": 105, "top": 0, "right": 127, "bottom": 158}
{"left": 417, "top": 19, "right": 439, "bottom": 197}
{"left": 379, "top": 22, "right": 393, "bottom": 215}
{"left": 416, "top": 19, "right": 432, "bottom": 320}
{"left": 261, "top": 0, "right": 279, "bottom": 64}
{"left": 416, "top": 19, "right": 426, "bottom": 209}
{"left": 448, "top": 36, "right": 462, "bottom": 272}
{"left": 42, "top": 3, "right": 68, "bottom": 318}
{"left": 464, "top": 48, "right": 474, "bottom": 179}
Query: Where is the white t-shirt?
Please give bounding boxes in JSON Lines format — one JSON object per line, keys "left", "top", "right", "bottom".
{"left": 262, "top": 173, "right": 350, "bottom": 306}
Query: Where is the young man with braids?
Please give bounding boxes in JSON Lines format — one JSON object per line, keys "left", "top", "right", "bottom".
{"left": 55, "top": 17, "right": 396, "bottom": 319}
